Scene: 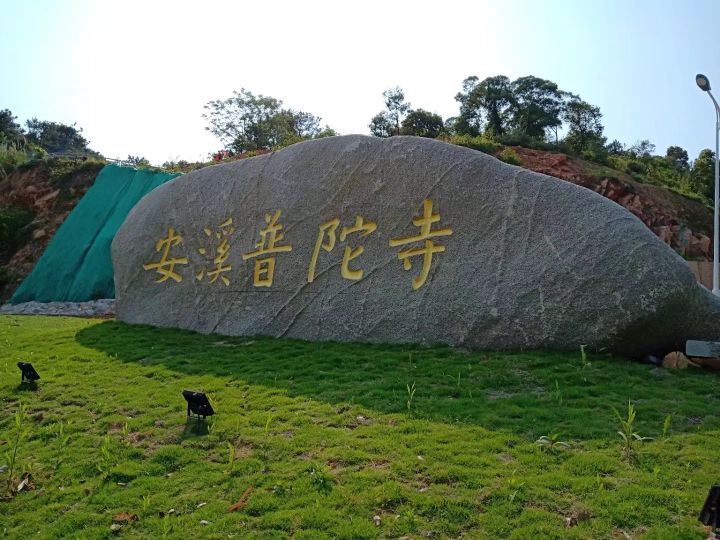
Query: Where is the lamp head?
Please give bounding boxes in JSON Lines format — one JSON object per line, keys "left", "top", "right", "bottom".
{"left": 697, "top": 74, "right": 711, "bottom": 92}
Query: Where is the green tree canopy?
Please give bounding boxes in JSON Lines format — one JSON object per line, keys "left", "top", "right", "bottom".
{"left": 628, "top": 139, "right": 656, "bottom": 159}
{"left": 691, "top": 148, "right": 715, "bottom": 199}
{"left": 203, "top": 89, "right": 331, "bottom": 153}
{"left": 509, "top": 76, "right": 565, "bottom": 139}
{"left": 369, "top": 112, "right": 393, "bottom": 138}
{"left": 561, "top": 99, "right": 604, "bottom": 153}
{"left": 400, "top": 109, "right": 444, "bottom": 138}
{"left": 25, "top": 118, "right": 94, "bottom": 155}
{"left": 454, "top": 75, "right": 515, "bottom": 137}
{"left": 0, "top": 109, "right": 24, "bottom": 143}
{"left": 368, "top": 87, "right": 411, "bottom": 137}
{"left": 665, "top": 145, "right": 689, "bottom": 171}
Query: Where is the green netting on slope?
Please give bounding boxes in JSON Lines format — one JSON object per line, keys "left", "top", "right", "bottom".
{"left": 10, "top": 164, "right": 181, "bottom": 303}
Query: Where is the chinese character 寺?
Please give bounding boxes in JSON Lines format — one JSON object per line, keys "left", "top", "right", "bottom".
{"left": 142, "top": 227, "right": 189, "bottom": 283}
{"left": 307, "top": 215, "right": 377, "bottom": 283}
{"left": 389, "top": 199, "right": 452, "bottom": 290}
{"left": 242, "top": 210, "right": 292, "bottom": 287}
{"left": 196, "top": 218, "right": 235, "bottom": 286}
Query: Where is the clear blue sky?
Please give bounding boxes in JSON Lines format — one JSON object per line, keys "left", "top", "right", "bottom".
{"left": 2, "top": 0, "right": 719, "bottom": 164}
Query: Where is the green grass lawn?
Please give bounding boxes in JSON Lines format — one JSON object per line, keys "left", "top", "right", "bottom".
{"left": 1, "top": 315, "right": 719, "bottom": 539}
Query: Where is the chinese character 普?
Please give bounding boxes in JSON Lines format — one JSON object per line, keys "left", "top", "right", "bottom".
{"left": 242, "top": 210, "right": 292, "bottom": 287}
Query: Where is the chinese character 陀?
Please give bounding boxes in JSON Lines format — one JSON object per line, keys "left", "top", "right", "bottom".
{"left": 307, "top": 215, "right": 377, "bottom": 283}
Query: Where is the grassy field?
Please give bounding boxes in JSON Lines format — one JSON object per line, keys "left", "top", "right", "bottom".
{"left": 1, "top": 315, "right": 719, "bottom": 539}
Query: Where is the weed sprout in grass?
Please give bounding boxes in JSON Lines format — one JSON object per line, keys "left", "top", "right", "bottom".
{"left": 553, "top": 380, "right": 563, "bottom": 405}
{"left": 225, "top": 441, "right": 237, "bottom": 476}
{"left": 4, "top": 402, "right": 28, "bottom": 497}
{"left": 579, "top": 344, "right": 591, "bottom": 382}
{"left": 96, "top": 435, "right": 115, "bottom": 480}
{"left": 662, "top": 414, "right": 672, "bottom": 438}
{"left": 306, "top": 464, "right": 333, "bottom": 495}
{"left": 535, "top": 433, "right": 571, "bottom": 454}
{"left": 406, "top": 382, "right": 417, "bottom": 411}
{"left": 613, "top": 400, "right": 652, "bottom": 462}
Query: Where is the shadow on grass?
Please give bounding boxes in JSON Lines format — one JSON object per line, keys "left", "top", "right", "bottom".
{"left": 76, "top": 320, "right": 720, "bottom": 439}
{"left": 182, "top": 417, "right": 211, "bottom": 438}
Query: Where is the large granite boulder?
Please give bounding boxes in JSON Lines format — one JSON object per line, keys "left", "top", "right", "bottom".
{"left": 112, "top": 135, "right": 720, "bottom": 356}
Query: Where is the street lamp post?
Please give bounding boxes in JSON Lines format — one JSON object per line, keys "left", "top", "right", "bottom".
{"left": 696, "top": 73, "right": 720, "bottom": 296}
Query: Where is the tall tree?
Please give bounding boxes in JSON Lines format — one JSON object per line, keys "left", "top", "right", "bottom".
{"left": 509, "top": 76, "right": 565, "bottom": 140}
{"left": 0, "top": 109, "right": 24, "bottom": 143}
{"left": 383, "top": 87, "right": 410, "bottom": 136}
{"left": 369, "top": 112, "right": 393, "bottom": 138}
{"left": 455, "top": 75, "right": 515, "bottom": 137}
{"left": 203, "top": 89, "right": 328, "bottom": 153}
{"left": 562, "top": 99, "right": 604, "bottom": 153}
{"left": 665, "top": 146, "right": 689, "bottom": 171}
{"left": 368, "top": 87, "right": 410, "bottom": 137}
{"left": 400, "top": 109, "right": 444, "bottom": 138}
{"left": 25, "top": 118, "right": 93, "bottom": 155}
{"left": 691, "top": 148, "right": 715, "bottom": 199}
{"left": 628, "top": 139, "right": 656, "bottom": 159}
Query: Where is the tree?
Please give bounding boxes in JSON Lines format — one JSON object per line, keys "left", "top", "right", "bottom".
{"left": 369, "top": 112, "right": 393, "bottom": 138}
{"left": 400, "top": 109, "right": 444, "bottom": 138}
{"left": 509, "top": 76, "right": 565, "bottom": 140}
{"left": 126, "top": 155, "right": 150, "bottom": 167}
{"left": 605, "top": 139, "right": 625, "bottom": 155}
{"left": 443, "top": 117, "right": 458, "bottom": 135}
{"left": 628, "top": 139, "right": 656, "bottom": 159}
{"left": 454, "top": 75, "right": 515, "bottom": 137}
{"left": 0, "top": 109, "right": 24, "bottom": 143}
{"left": 368, "top": 87, "right": 410, "bottom": 137}
{"left": 383, "top": 87, "right": 410, "bottom": 136}
{"left": 562, "top": 98, "right": 604, "bottom": 153}
{"left": 665, "top": 145, "right": 689, "bottom": 171}
{"left": 25, "top": 118, "right": 93, "bottom": 155}
{"left": 203, "top": 89, "right": 328, "bottom": 153}
{"left": 691, "top": 148, "right": 715, "bottom": 199}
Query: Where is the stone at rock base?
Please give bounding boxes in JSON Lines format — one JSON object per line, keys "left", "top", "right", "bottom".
{"left": 688, "top": 357, "right": 720, "bottom": 370}
{"left": 112, "top": 135, "right": 720, "bottom": 357}
{"left": 662, "top": 351, "right": 692, "bottom": 369}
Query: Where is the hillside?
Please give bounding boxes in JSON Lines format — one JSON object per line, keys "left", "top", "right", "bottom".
{"left": 0, "top": 145, "right": 713, "bottom": 303}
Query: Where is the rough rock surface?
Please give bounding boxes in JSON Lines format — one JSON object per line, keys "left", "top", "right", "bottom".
{"left": 0, "top": 299, "right": 115, "bottom": 317}
{"left": 112, "top": 135, "right": 720, "bottom": 356}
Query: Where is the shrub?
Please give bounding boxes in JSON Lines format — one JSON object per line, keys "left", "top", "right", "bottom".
{"left": 498, "top": 148, "right": 522, "bottom": 166}
{"left": 0, "top": 141, "right": 46, "bottom": 178}
{"left": 0, "top": 206, "right": 34, "bottom": 255}
{"left": 496, "top": 132, "right": 556, "bottom": 151}
{"left": 44, "top": 157, "right": 105, "bottom": 185}
{"left": 625, "top": 160, "right": 646, "bottom": 175}
{"left": 445, "top": 134, "right": 502, "bottom": 155}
